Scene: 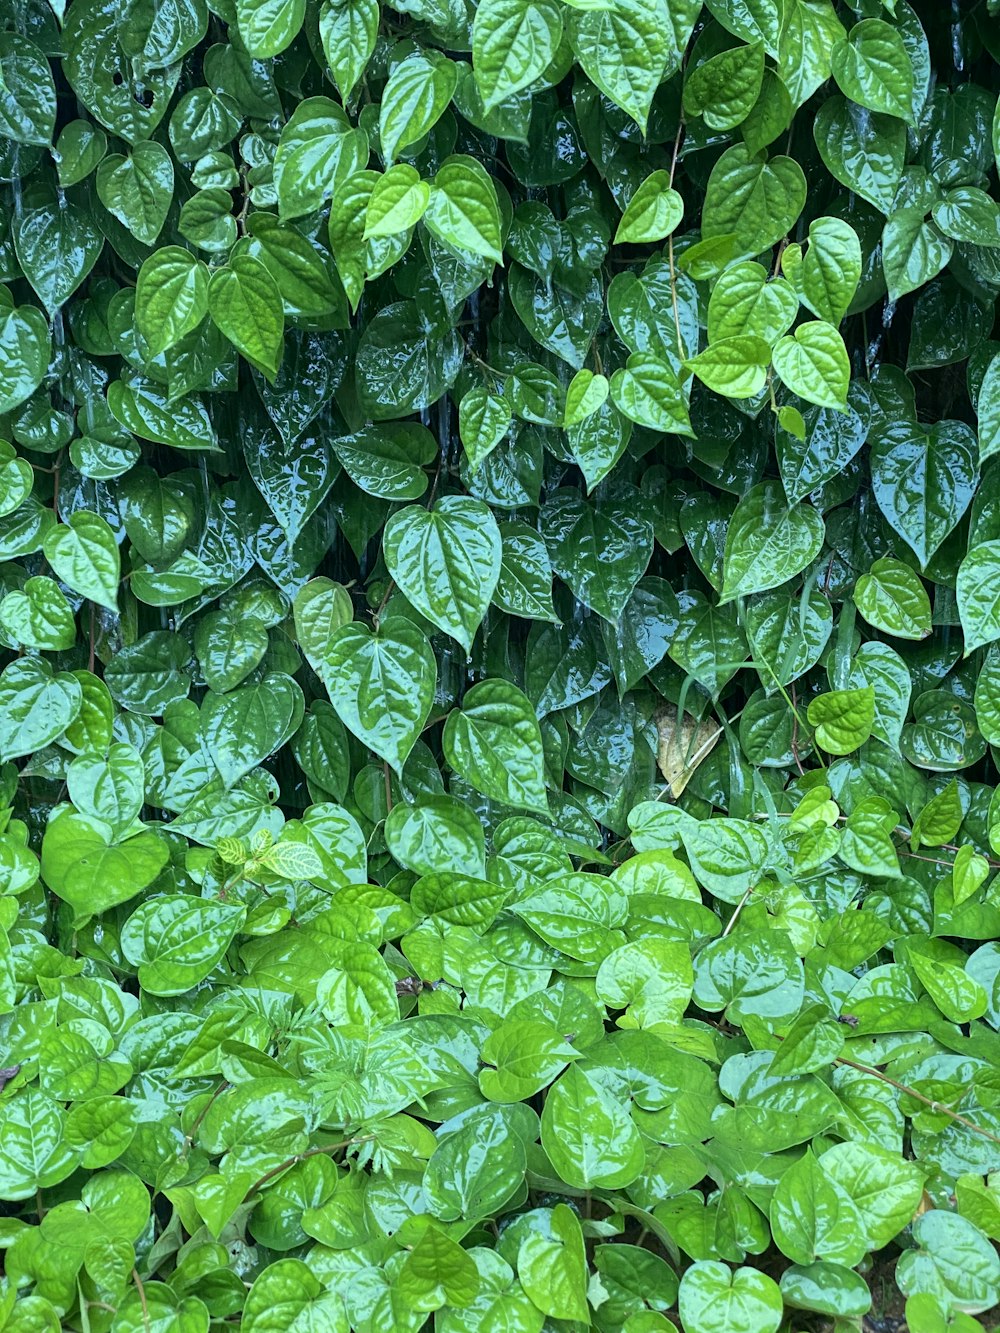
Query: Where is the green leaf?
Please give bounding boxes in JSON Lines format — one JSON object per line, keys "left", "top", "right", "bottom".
{"left": 209, "top": 256, "right": 284, "bottom": 382}
{"left": 610, "top": 353, "right": 693, "bottom": 434}
{"left": 201, "top": 674, "right": 304, "bottom": 788}
{"left": 813, "top": 93, "right": 904, "bottom": 212}
{"left": 721, "top": 481, "right": 825, "bottom": 603}
{"left": 541, "top": 487, "right": 652, "bottom": 621}
{"left": 383, "top": 496, "right": 502, "bottom": 652}
{"left": 706, "top": 262, "right": 797, "bottom": 345}
{"left": 479, "top": 1022, "right": 578, "bottom": 1102}
{"left": 871, "top": 419, "right": 978, "bottom": 567}
{"left": 460, "top": 387, "right": 512, "bottom": 471}
{"left": 883, "top": 209, "right": 952, "bottom": 301}
{"left": 772, "top": 321, "right": 850, "bottom": 409}
{"left": 958, "top": 541, "right": 1000, "bottom": 653}
{"left": 0, "top": 576, "right": 75, "bottom": 651}
{"left": 320, "top": 0, "right": 378, "bottom": 100}
{"left": 325, "top": 617, "right": 435, "bottom": 773}
{"left": 54, "top": 119, "right": 107, "bottom": 187}
{"left": 472, "top": 0, "right": 563, "bottom": 112}
{"left": 96, "top": 141, "right": 174, "bottom": 246}
{"left": 0, "top": 33, "right": 57, "bottom": 146}
{"left": 425, "top": 155, "right": 504, "bottom": 263}
{"left": 896, "top": 1211, "right": 1000, "bottom": 1315}
{"left": 397, "top": 1225, "right": 481, "bottom": 1312}
{"left": 273, "top": 96, "right": 365, "bottom": 220}
{"left": 567, "top": 0, "right": 674, "bottom": 132}
{"left": 786, "top": 216, "right": 862, "bottom": 324}
{"left": 443, "top": 679, "right": 547, "bottom": 813}
{"left": 14, "top": 200, "right": 104, "bottom": 315}
{"left": 385, "top": 794, "right": 486, "bottom": 877}
{"left": 67, "top": 742, "right": 144, "bottom": 834}
{"left": 702, "top": 145, "right": 807, "bottom": 259}
{"left": 679, "top": 1261, "right": 783, "bottom": 1333}
{"left": 42, "top": 512, "right": 120, "bottom": 612}
{"left": 293, "top": 578, "right": 353, "bottom": 677}
{"left": 684, "top": 41, "right": 765, "bottom": 131}
{"left": 135, "top": 247, "right": 210, "bottom": 359}
{"left": 541, "top": 1064, "right": 644, "bottom": 1189}
{"left": 831, "top": 19, "right": 915, "bottom": 123}
{"left": 855, "top": 557, "right": 932, "bottom": 640}
{"left": 518, "top": 1204, "right": 589, "bottom": 1323}
{"left": 615, "top": 172, "right": 684, "bottom": 244}
{"left": 807, "top": 688, "right": 876, "bottom": 755}
{"left": 244, "top": 1259, "right": 348, "bottom": 1333}
{"left": 977, "top": 352, "right": 1000, "bottom": 463}
{"left": 122, "top": 895, "right": 246, "bottom": 995}
{"left": 0, "top": 304, "right": 50, "bottom": 415}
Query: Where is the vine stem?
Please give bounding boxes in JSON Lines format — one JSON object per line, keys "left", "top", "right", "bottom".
{"left": 666, "top": 118, "right": 687, "bottom": 362}
{"left": 184, "top": 1079, "right": 227, "bottom": 1148}
{"left": 243, "top": 1135, "right": 376, "bottom": 1200}
{"left": 835, "top": 1055, "right": 1000, "bottom": 1149}
{"left": 132, "top": 1270, "right": 151, "bottom": 1333}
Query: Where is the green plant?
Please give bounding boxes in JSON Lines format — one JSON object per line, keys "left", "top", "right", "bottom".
{"left": 1, "top": 0, "right": 1000, "bottom": 1329}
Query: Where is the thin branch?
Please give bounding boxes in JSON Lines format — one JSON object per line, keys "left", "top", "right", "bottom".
{"left": 243, "top": 1135, "right": 376, "bottom": 1200}
{"left": 835, "top": 1055, "right": 1000, "bottom": 1149}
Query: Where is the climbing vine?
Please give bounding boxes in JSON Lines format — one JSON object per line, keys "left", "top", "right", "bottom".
{"left": 0, "top": 0, "right": 1000, "bottom": 1329}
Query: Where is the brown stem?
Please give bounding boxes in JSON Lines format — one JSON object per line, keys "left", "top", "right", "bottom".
{"left": 132, "top": 1270, "right": 151, "bottom": 1333}
{"left": 835, "top": 1055, "right": 1000, "bottom": 1148}
{"left": 184, "top": 1080, "right": 227, "bottom": 1147}
{"left": 243, "top": 1134, "right": 375, "bottom": 1200}
{"left": 666, "top": 119, "right": 687, "bottom": 363}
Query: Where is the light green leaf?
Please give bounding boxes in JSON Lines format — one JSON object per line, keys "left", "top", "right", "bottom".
{"left": 679, "top": 1261, "right": 782, "bottom": 1333}
{"left": 208, "top": 256, "right": 284, "bottom": 382}
{"left": 855, "top": 557, "right": 932, "bottom": 640}
{"left": 320, "top": 0, "right": 378, "bottom": 101}
{"left": 424, "top": 155, "right": 504, "bottom": 263}
{"left": 135, "top": 247, "right": 210, "bottom": 359}
{"left": 122, "top": 895, "right": 246, "bottom": 995}
{"left": 807, "top": 688, "right": 876, "bottom": 755}
{"left": 615, "top": 172, "right": 684, "bottom": 243}
{"left": 772, "top": 321, "right": 850, "bottom": 409}
{"left": 567, "top": 0, "right": 673, "bottom": 132}
{"left": 702, "top": 144, "right": 807, "bottom": 259}
{"left": 237, "top": 0, "right": 305, "bottom": 57}
{"left": 684, "top": 335, "right": 771, "bottom": 399}
{"left": 364, "top": 165, "right": 430, "bottom": 238}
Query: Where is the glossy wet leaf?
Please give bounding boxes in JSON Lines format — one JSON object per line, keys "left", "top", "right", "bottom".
{"left": 325, "top": 617, "right": 435, "bottom": 774}
{"left": 384, "top": 497, "right": 502, "bottom": 653}
{"left": 444, "top": 679, "right": 547, "bottom": 813}
{"left": 721, "top": 481, "right": 825, "bottom": 603}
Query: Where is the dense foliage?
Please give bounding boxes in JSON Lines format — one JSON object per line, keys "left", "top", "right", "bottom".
{"left": 4, "top": 0, "right": 1000, "bottom": 1328}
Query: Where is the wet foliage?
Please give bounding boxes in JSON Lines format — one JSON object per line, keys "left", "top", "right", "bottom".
{"left": 2, "top": 0, "right": 1000, "bottom": 1329}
